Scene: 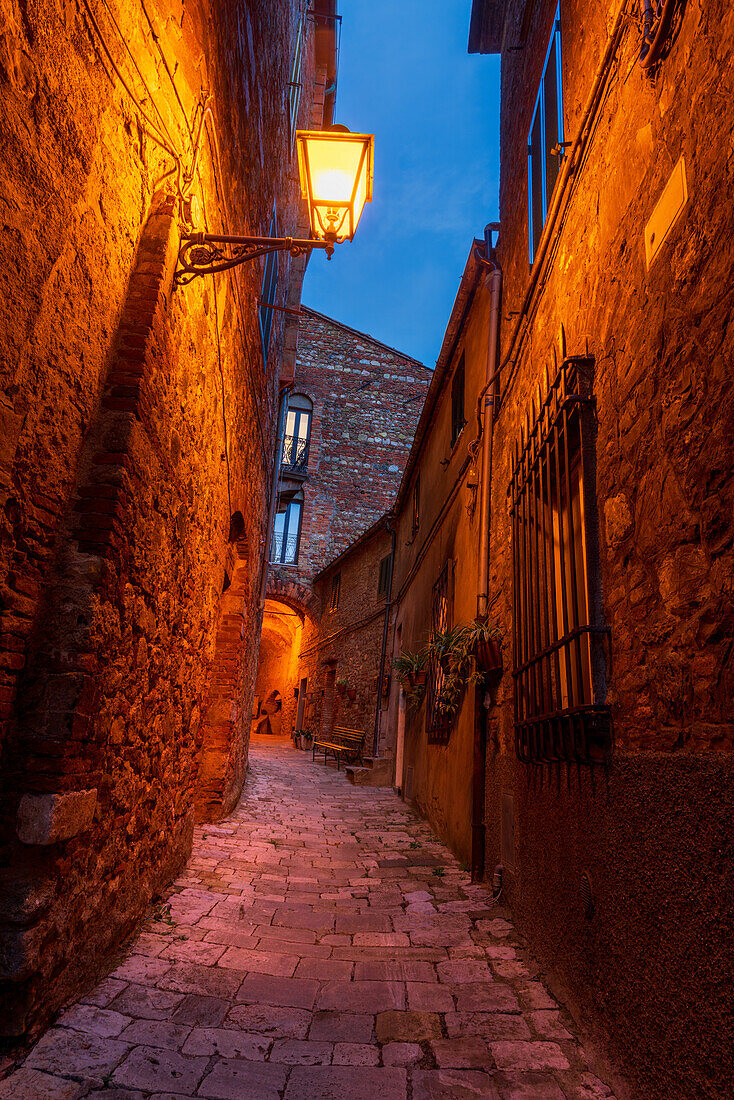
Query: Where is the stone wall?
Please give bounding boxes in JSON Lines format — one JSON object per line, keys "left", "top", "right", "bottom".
{"left": 299, "top": 523, "right": 395, "bottom": 753}
{"left": 385, "top": 1, "right": 734, "bottom": 1096}
{"left": 481, "top": 3, "right": 734, "bottom": 1095}
{"left": 0, "top": 0, "right": 327, "bottom": 1038}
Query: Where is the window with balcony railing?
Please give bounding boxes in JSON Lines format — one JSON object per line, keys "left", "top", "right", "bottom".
{"left": 282, "top": 395, "right": 312, "bottom": 473}
{"left": 271, "top": 489, "right": 303, "bottom": 564}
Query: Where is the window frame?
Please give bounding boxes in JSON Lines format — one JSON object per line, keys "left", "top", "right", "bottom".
{"left": 451, "top": 354, "right": 466, "bottom": 449}
{"left": 260, "top": 207, "right": 279, "bottom": 365}
{"left": 282, "top": 395, "right": 313, "bottom": 472}
{"left": 377, "top": 553, "right": 393, "bottom": 598}
{"left": 287, "top": 16, "right": 304, "bottom": 150}
{"left": 509, "top": 358, "right": 610, "bottom": 766}
{"left": 527, "top": 5, "right": 565, "bottom": 267}
{"left": 412, "top": 472, "right": 421, "bottom": 535}
{"left": 271, "top": 489, "right": 303, "bottom": 565}
{"left": 426, "top": 562, "right": 452, "bottom": 743}
{"left": 329, "top": 572, "right": 341, "bottom": 611}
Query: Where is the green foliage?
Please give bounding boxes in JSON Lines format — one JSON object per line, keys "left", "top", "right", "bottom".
{"left": 393, "top": 649, "right": 428, "bottom": 678}
{"left": 427, "top": 618, "right": 503, "bottom": 722}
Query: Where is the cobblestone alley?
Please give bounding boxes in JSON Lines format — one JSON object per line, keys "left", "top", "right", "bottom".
{"left": 1, "top": 739, "right": 617, "bottom": 1100}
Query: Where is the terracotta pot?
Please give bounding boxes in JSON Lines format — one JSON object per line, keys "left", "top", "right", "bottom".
{"left": 336, "top": 683, "right": 347, "bottom": 694}
{"left": 406, "top": 670, "right": 427, "bottom": 688}
{"left": 475, "top": 636, "right": 502, "bottom": 673}
{"left": 347, "top": 688, "right": 357, "bottom": 701}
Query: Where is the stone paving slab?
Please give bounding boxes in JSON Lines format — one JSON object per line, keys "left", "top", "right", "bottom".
{"left": 0, "top": 736, "right": 617, "bottom": 1099}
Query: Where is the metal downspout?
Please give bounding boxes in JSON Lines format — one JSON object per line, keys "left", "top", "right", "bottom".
{"left": 476, "top": 236, "right": 502, "bottom": 618}
{"left": 373, "top": 518, "right": 397, "bottom": 758}
{"left": 473, "top": 227, "right": 502, "bottom": 882}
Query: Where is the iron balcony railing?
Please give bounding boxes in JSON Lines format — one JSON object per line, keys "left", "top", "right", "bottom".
{"left": 281, "top": 434, "right": 310, "bottom": 472}
{"left": 271, "top": 533, "right": 299, "bottom": 565}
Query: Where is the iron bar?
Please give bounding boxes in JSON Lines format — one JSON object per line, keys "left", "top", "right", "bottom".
{"left": 510, "top": 357, "right": 611, "bottom": 766}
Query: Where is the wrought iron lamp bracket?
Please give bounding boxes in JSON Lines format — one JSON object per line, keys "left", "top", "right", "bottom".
{"left": 637, "top": 0, "right": 678, "bottom": 69}
{"left": 175, "top": 231, "right": 334, "bottom": 287}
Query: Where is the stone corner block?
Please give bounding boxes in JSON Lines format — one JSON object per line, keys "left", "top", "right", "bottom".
{"left": 16, "top": 790, "right": 98, "bottom": 846}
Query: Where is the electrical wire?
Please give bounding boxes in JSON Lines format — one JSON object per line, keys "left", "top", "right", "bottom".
{"left": 211, "top": 278, "right": 233, "bottom": 521}
{"left": 100, "top": 0, "right": 179, "bottom": 154}
{"left": 81, "top": 0, "right": 180, "bottom": 161}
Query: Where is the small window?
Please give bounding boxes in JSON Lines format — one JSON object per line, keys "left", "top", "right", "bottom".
{"left": 329, "top": 572, "right": 341, "bottom": 611}
{"left": 271, "top": 489, "right": 303, "bottom": 564}
{"left": 528, "top": 6, "right": 564, "bottom": 266}
{"left": 510, "top": 358, "right": 610, "bottom": 765}
{"left": 282, "top": 394, "right": 312, "bottom": 471}
{"left": 287, "top": 18, "right": 304, "bottom": 148}
{"left": 427, "top": 563, "right": 451, "bottom": 743}
{"left": 260, "top": 207, "right": 279, "bottom": 364}
{"left": 451, "top": 355, "right": 466, "bottom": 448}
{"left": 412, "top": 472, "right": 420, "bottom": 535}
{"left": 377, "top": 553, "right": 393, "bottom": 598}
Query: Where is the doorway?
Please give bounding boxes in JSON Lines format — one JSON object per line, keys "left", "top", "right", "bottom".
{"left": 295, "top": 677, "right": 307, "bottom": 732}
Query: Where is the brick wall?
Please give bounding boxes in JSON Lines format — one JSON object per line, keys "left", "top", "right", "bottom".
{"left": 0, "top": 0, "right": 328, "bottom": 1038}
{"left": 262, "top": 310, "right": 430, "bottom": 740}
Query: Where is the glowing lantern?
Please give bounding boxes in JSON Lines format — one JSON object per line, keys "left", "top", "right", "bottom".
{"left": 296, "top": 125, "right": 374, "bottom": 243}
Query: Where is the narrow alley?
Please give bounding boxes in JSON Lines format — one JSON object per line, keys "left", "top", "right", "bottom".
{"left": 2, "top": 739, "right": 616, "bottom": 1100}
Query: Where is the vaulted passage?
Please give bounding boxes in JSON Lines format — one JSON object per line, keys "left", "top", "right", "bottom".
{"left": 0, "top": 736, "right": 616, "bottom": 1098}
{"left": 252, "top": 600, "right": 305, "bottom": 741}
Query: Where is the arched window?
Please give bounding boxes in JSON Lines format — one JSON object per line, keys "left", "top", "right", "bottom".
{"left": 282, "top": 394, "right": 312, "bottom": 472}
{"left": 271, "top": 489, "right": 303, "bottom": 564}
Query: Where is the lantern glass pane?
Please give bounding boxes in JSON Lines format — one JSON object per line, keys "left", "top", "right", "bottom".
{"left": 306, "top": 135, "right": 364, "bottom": 205}
{"left": 297, "top": 131, "right": 373, "bottom": 242}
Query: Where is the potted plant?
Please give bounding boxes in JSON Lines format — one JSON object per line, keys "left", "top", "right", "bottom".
{"left": 393, "top": 649, "right": 428, "bottom": 689}
{"left": 466, "top": 618, "right": 503, "bottom": 673}
{"left": 301, "top": 728, "right": 314, "bottom": 750}
{"left": 336, "top": 678, "right": 348, "bottom": 695}
{"left": 347, "top": 687, "right": 357, "bottom": 701}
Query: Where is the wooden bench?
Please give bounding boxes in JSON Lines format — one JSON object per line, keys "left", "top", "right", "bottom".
{"left": 312, "top": 726, "right": 365, "bottom": 770}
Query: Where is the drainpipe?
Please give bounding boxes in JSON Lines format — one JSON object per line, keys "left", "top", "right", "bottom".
{"left": 373, "top": 517, "right": 396, "bottom": 758}
{"left": 476, "top": 226, "right": 502, "bottom": 618}
{"left": 259, "top": 386, "right": 291, "bottom": 618}
{"left": 472, "top": 225, "right": 502, "bottom": 882}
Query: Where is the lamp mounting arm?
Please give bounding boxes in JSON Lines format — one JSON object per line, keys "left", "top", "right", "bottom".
{"left": 175, "top": 231, "right": 335, "bottom": 287}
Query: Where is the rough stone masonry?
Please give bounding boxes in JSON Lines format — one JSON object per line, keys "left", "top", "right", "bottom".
{"left": 0, "top": 0, "right": 332, "bottom": 1039}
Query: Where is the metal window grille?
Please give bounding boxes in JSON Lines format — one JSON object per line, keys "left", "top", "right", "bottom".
{"left": 282, "top": 432, "right": 310, "bottom": 471}
{"left": 329, "top": 572, "right": 341, "bottom": 611}
{"left": 427, "top": 562, "right": 451, "bottom": 744}
{"left": 510, "top": 357, "right": 611, "bottom": 766}
{"left": 451, "top": 355, "right": 466, "bottom": 447}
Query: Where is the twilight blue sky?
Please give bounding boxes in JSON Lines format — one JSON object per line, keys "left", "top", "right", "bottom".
{"left": 302, "top": 0, "right": 501, "bottom": 368}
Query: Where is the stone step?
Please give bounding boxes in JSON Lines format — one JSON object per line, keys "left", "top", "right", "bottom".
{"left": 345, "top": 757, "right": 394, "bottom": 786}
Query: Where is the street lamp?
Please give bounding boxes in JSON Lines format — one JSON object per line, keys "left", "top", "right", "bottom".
{"left": 296, "top": 125, "right": 373, "bottom": 244}
{"left": 175, "top": 125, "right": 374, "bottom": 286}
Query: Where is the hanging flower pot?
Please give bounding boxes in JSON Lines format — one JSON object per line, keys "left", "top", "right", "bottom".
{"left": 475, "top": 635, "right": 502, "bottom": 674}
{"left": 336, "top": 678, "right": 348, "bottom": 694}
{"left": 411, "top": 670, "right": 427, "bottom": 688}
{"left": 347, "top": 688, "right": 357, "bottom": 701}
